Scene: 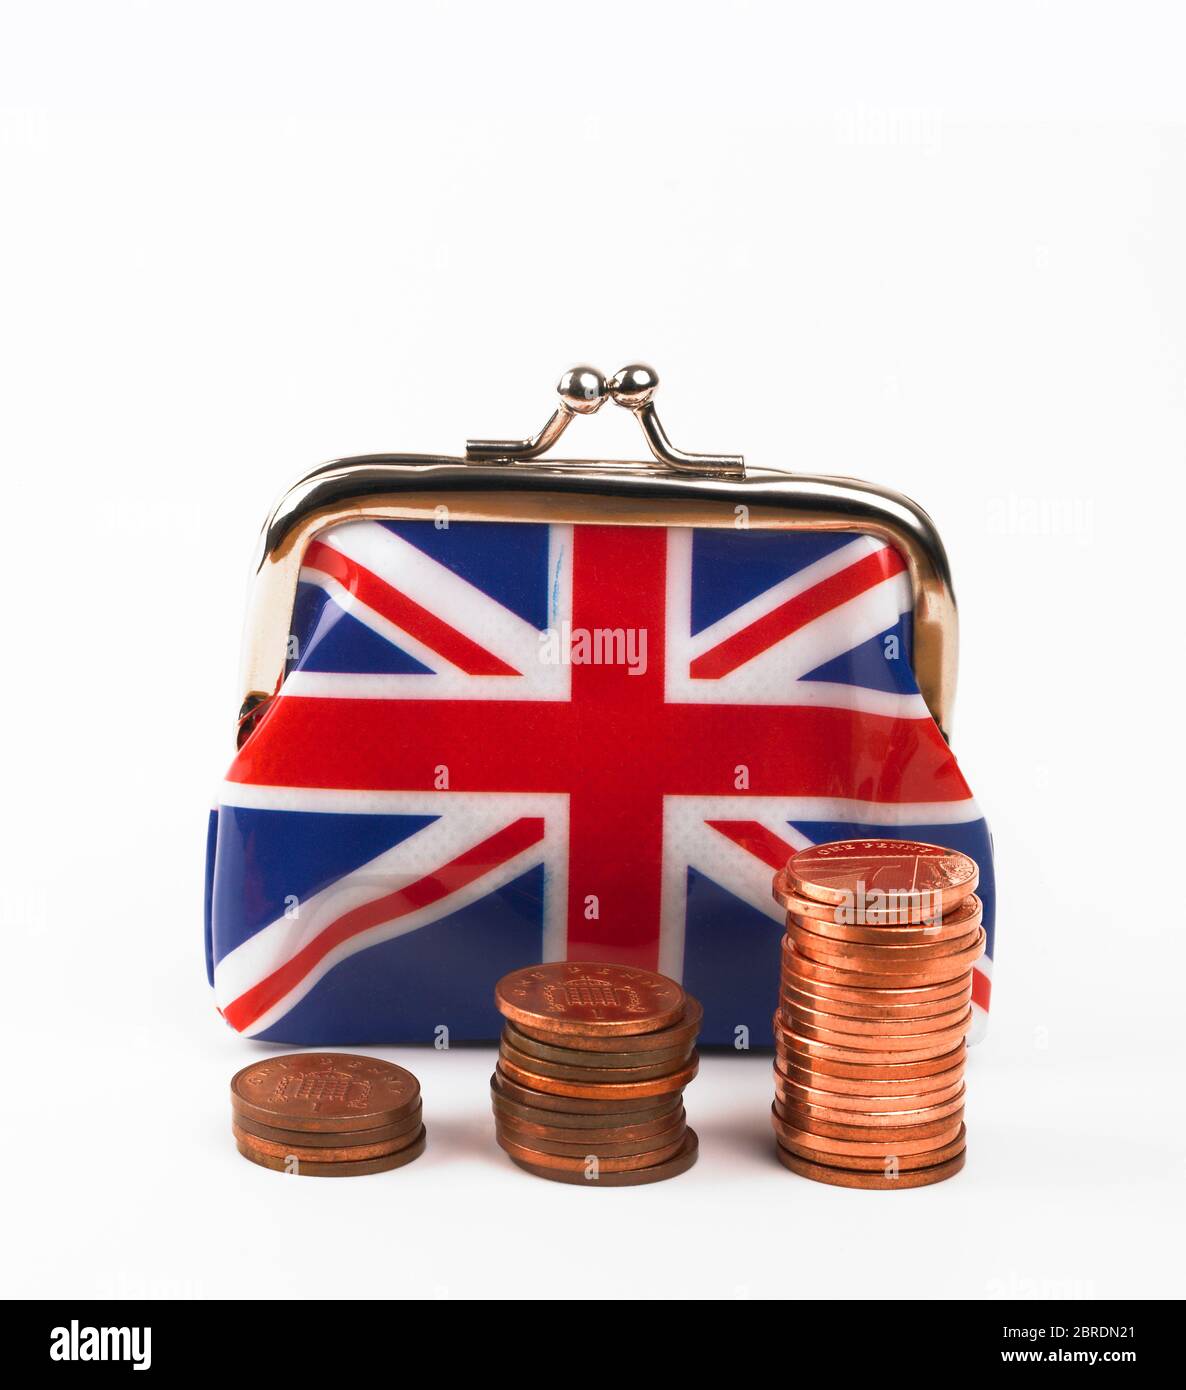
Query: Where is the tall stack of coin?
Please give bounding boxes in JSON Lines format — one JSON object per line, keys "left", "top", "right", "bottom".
{"left": 230, "top": 1052, "right": 426, "bottom": 1177}
{"left": 491, "top": 963, "right": 701, "bottom": 1185}
{"left": 771, "top": 840, "right": 983, "bottom": 1189}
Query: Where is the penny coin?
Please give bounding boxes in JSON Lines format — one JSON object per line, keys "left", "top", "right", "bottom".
{"left": 230, "top": 1053, "right": 421, "bottom": 1132}
{"left": 786, "top": 921, "right": 983, "bottom": 966}
{"left": 496, "top": 1128, "right": 687, "bottom": 1173}
{"left": 773, "top": 1106, "right": 965, "bottom": 1148}
{"left": 780, "top": 1010, "right": 973, "bottom": 1052}
{"left": 774, "top": 1142, "right": 966, "bottom": 1187}
{"left": 774, "top": 870, "right": 938, "bottom": 925}
{"left": 491, "top": 1070, "right": 685, "bottom": 1115}
{"left": 782, "top": 967, "right": 975, "bottom": 1008}
{"left": 781, "top": 982, "right": 971, "bottom": 1019}
{"left": 232, "top": 1105, "right": 424, "bottom": 1148}
{"left": 776, "top": 1127, "right": 967, "bottom": 1174}
{"left": 505, "top": 1128, "right": 699, "bottom": 1186}
{"left": 774, "top": 1040, "right": 968, "bottom": 1077}
{"left": 502, "top": 1023, "right": 693, "bottom": 1070}
{"left": 771, "top": 1117, "right": 962, "bottom": 1157}
{"left": 498, "top": 1039, "right": 693, "bottom": 1084}
{"left": 781, "top": 839, "right": 978, "bottom": 913}
{"left": 775, "top": 1065, "right": 965, "bottom": 1107}
{"left": 787, "top": 921, "right": 983, "bottom": 968}
{"left": 778, "top": 1034, "right": 962, "bottom": 1061}
{"left": 781, "top": 987, "right": 972, "bottom": 1025}
{"left": 774, "top": 1078, "right": 966, "bottom": 1117}
{"left": 494, "top": 1106, "right": 688, "bottom": 1146}
{"left": 512, "top": 997, "right": 703, "bottom": 1053}
{"left": 774, "top": 1021, "right": 969, "bottom": 1065}
{"left": 234, "top": 1127, "right": 427, "bottom": 1176}
{"left": 778, "top": 1061, "right": 962, "bottom": 1106}
{"left": 772, "top": 1094, "right": 965, "bottom": 1135}
{"left": 775, "top": 1050, "right": 965, "bottom": 1087}
{"left": 777, "top": 1035, "right": 965, "bottom": 1066}
{"left": 779, "top": 1040, "right": 966, "bottom": 1082}
{"left": 495, "top": 963, "right": 686, "bottom": 1037}
{"left": 495, "top": 1116, "right": 687, "bottom": 1158}
{"left": 787, "top": 907, "right": 982, "bottom": 946}
{"left": 232, "top": 1119, "right": 424, "bottom": 1163}
{"left": 782, "top": 1000, "right": 972, "bottom": 1037}
{"left": 497, "top": 1054, "right": 698, "bottom": 1101}
{"left": 781, "top": 936, "right": 983, "bottom": 987}
{"left": 775, "top": 871, "right": 982, "bottom": 934}
{"left": 780, "top": 1003, "right": 973, "bottom": 1042}
{"left": 489, "top": 1081, "right": 682, "bottom": 1127}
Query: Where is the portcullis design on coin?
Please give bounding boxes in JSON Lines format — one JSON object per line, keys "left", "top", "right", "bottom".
{"left": 495, "top": 962, "right": 686, "bottom": 1037}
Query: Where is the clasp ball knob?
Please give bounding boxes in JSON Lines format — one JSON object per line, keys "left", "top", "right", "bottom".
{"left": 610, "top": 363, "right": 659, "bottom": 409}
{"left": 556, "top": 365, "right": 608, "bottom": 414}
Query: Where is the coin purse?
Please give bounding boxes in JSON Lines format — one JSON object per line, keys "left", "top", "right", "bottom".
{"left": 206, "top": 365, "right": 995, "bottom": 1046}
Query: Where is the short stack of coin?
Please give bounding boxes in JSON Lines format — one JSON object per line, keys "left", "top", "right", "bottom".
{"left": 771, "top": 840, "right": 983, "bottom": 1189}
{"left": 491, "top": 962, "right": 701, "bottom": 1185}
{"left": 230, "top": 1052, "right": 426, "bottom": 1177}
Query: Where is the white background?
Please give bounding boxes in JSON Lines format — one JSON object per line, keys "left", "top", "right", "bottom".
{"left": 2, "top": 1, "right": 1184, "bottom": 1301}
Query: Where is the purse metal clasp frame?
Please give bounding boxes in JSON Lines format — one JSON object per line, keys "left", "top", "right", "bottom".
{"left": 236, "top": 363, "right": 960, "bottom": 747}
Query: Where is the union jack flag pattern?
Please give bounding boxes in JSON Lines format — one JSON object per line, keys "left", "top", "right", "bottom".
{"left": 205, "top": 519, "right": 995, "bottom": 1045}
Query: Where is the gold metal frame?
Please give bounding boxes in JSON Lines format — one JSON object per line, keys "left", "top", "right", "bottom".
{"left": 237, "top": 366, "right": 958, "bottom": 743}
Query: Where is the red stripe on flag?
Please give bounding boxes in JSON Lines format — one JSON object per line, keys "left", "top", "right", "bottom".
{"left": 304, "top": 539, "right": 521, "bottom": 677}
{"left": 690, "top": 546, "right": 908, "bottom": 680}
{"left": 971, "top": 967, "right": 991, "bottom": 1012}
{"left": 706, "top": 819, "right": 796, "bottom": 870}
{"left": 222, "top": 816, "right": 545, "bottom": 1033}
{"left": 230, "top": 696, "right": 971, "bottom": 805}
{"left": 564, "top": 527, "right": 669, "bottom": 969}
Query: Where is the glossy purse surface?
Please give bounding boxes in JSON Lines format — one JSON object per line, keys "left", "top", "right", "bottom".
{"left": 205, "top": 371, "right": 994, "bottom": 1045}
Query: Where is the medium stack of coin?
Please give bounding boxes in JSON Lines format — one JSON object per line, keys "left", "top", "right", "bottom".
{"left": 771, "top": 840, "right": 983, "bottom": 1189}
{"left": 491, "top": 962, "right": 701, "bottom": 1185}
{"left": 230, "top": 1052, "right": 425, "bottom": 1177}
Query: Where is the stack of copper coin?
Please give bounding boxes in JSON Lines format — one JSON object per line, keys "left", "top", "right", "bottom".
{"left": 771, "top": 840, "right": 983, "bottom": 1189}
{"left": 491, "top": 962, "right": 701, "bottom": 1185}
{"left": 230, "top": 1052, "right": 426, "bottom": 1177}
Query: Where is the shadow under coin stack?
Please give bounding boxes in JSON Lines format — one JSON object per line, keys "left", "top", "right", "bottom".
{"left": 230, "top": 1052, "right": 426, "bottom": 1177}
{"left": 771, "top": 840, "right": 983, "bottom": 1189}
{"left": 491, "top": 963, "right": 702, "bottom": 1186}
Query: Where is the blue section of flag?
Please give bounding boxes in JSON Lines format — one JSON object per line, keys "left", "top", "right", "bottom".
{"left": 801, "top": 614, "right": 915, "bottom": 692}
{"left": 689, "top": 531, "right": 856, "bottom": 636}
{"left": 251, "top": 865, "right": 546, "bottom": 1044}
{"left": 210, "top": 807, "right": 438, "bottom": 961}
{"left": 379, "top": 520, "right": 551, "bottom": 630}
{"left": 785, "top": 817, "right": 996, "bottom": 958}
{"left": 682, "top": 866, "right": 782, "bottom": 1047}
{"left": 287, "top": 582, "right": 433, "bottom": 676}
